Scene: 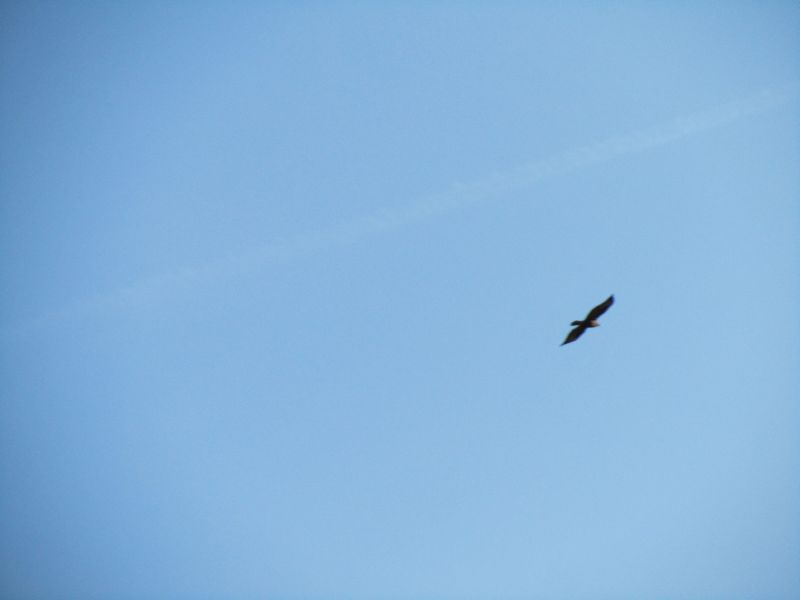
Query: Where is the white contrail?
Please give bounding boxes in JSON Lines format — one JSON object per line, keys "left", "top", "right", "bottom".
{"left": 9, "top": 81, "right": 799, "bottom": 335}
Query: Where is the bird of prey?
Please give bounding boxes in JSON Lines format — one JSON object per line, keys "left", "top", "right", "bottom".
{"left": 560, "top": 294, "right": 614, "bottom": 346}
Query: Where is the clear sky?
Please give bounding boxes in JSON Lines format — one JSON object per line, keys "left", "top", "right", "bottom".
{"left": 1, "top": 2, "right": 798, "bottom": 599}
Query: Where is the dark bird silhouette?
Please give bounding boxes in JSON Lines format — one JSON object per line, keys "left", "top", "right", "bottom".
{"left": 561, "top": 294, "right": 614, "bottom": 346}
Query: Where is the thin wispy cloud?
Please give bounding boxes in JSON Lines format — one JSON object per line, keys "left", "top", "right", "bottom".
{"left": 10, "top": 82, "right": 799, "bottom": 335}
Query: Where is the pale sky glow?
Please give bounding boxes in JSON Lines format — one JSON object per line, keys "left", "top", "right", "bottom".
{"left": 1, "top": 3, "right": 799, "bottom": 600}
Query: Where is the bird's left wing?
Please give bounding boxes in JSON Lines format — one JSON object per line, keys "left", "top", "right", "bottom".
{"left": 586, "top": 294, "right": 614, "bottom": 321}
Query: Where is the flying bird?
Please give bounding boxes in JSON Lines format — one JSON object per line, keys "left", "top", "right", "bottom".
{"left": 560, "top": 294, "right": 614, "bottom": 346}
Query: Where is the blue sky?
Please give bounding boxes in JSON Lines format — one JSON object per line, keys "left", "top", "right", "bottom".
{"left": 1, "top": 2, "right": 798, "bottom": 599}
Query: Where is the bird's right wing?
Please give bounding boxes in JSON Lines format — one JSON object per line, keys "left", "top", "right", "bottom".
{"left": 561, "top": 325, "right": 586, "bottom": 346}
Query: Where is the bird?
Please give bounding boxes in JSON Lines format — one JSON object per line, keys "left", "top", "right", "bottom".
{"left": 560, "top": 294, "right": 614, "bottom": 346}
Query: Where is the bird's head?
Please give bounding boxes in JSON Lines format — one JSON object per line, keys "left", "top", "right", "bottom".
{"left": 587, "top": 320, "right": 600, "bottom": 328}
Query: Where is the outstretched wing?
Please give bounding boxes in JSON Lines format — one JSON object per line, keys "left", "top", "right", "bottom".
{"left": 585, "top": 294, "right": 614, "bottom": 321}
{"left": 561, "top": 325, "right": 587, "bottom": 346}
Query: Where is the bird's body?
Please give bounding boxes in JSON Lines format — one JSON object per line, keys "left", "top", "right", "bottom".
{"left": 561, "top": 295, "right": 614, "bottom": 345}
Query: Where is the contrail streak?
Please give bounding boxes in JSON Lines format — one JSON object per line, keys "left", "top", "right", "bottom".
{"left": 9, "top": 81, "right": 799, "bottom": 335}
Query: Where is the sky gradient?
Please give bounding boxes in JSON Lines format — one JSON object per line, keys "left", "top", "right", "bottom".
{"left": 1, "top": 3, "right": 799, "bottom": 599}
